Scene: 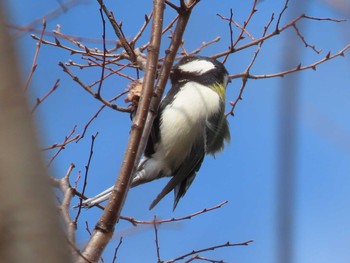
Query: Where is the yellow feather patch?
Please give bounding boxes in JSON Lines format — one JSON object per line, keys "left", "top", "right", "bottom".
{"left": 211, "top": 83, "right": 226, "bottom": 102}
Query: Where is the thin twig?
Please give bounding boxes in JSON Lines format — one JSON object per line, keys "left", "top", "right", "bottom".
{"left": 153, "top": 216, "right": 162, "bottom": 263}
{"left": 77, "top": 89, "right": 129, "bottom": 142}
{"left": 229, "top": 8, "right": 234, "bottom": 49}
{"left": 292, "top": 24, "right": 322, "bottom": 53}
{"left": 42, "top": 134, "right": 80, "bottom": 151}
{"left": 189, "top": 37, "right": 221, "bottom": 55}
{"left": 213, "top": 13, "right": 345, "bottom": 59}
{"left": 58, "top": 62, "right": 132, "bottom": 112}
{"left": 139, "top": 14, "right": 179, "bottom": 52}
{"left": 112, "top": 237, "right": 123, "bottom": 263}
{"left": 226, "top": 12, "right": 275, "bottom": 117}
{"left": 31, "top": 34, "right": 123, "bottom": 57}
{"left": 85, "top": 221, "right": 92, "bottom": 236}
{"left": 97, "top": 2, "right": 107, "bottom": 95}
{"left": 11, "top": 25, "right": 118, "bottom": 44}
{"left": 276, "top": 0, "right": 289, "bottom": 31}
{"left": 130, "top": 11, "right": 153, "bottom": 47}
{"left": 96, "top": 0, "right": 137, "bottom": 63}
{"left": 222, "top": 0, "right": 258, "bottom": 63}
{"left": 31, "top": 79, "right": 60, "bottom": 113}
{"left": 120, "top": 201, "right": 228, "bottom": 225}
{"left": 47, "top": 125, "right": 79, "bottom": 166}
{"left": 184, "top": 254, "right": 224, "bottom": 263}
{"left": 229, "top": 43, "right": 350, "bottom": 80}
{"left": 216, "top": 12, "right": 255, "bottom": 41}
{"left": 74, "top": 133, "right": 98, "bottom": 224}
{"left": 164, "top": 240, "right": 253, "bottom": 263}
{"left": 24, "top": 19, "right": 46, "bottom": 91}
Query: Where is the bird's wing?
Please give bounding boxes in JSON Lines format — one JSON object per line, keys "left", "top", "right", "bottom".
{"left": 149, "top": 138, "right": 205, "bottom": 210}
{"left": 144, "top": 110, "right": 160, "bottom": 157}
{"left": 144, "top": 83, "right": 180, "bottom": 157}
{"left": 206, "top": 106, "right": 230, "bottom": 155}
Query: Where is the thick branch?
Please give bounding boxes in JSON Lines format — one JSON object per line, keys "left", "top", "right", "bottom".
{"left": 76, "top": 1, "right": 165, "bottom": 262}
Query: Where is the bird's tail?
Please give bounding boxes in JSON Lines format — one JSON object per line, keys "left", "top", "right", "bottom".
{"left": 80, "top": 186, "right": 114, "bottom": 208}
{"left": 80, "top": 158, "right": 164, "bottom": 208}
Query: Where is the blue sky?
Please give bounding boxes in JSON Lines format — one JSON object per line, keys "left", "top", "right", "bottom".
{"left": 4, "top": 0, "right": 350, "bottom": 262}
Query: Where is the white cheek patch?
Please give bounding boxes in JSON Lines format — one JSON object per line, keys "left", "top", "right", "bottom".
{"left": 178, "top": 60, "right": 215, "bottom": 74}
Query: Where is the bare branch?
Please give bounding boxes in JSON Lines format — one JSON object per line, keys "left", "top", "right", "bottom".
{"left": 276, "top": 0, "right": 289, "bottom": 31}
{"left": 153, "top": 216, "right": 162, "bottom": 263}
{"left": 58, "top": 62, "right": 132, "bottom": 112}
{"left": 31, "top": 33, "right": 122, "bottom": 57}
{"left": 213, "top": 13, "right": 345, "bottom": 59}
{"left": 184, "top": 254, "right": 224, "bottom": 263}
{"left": 188, "top": 37, "right": 221, "bottom": 55}
{"left": 222, "top": 0, "right": 258, "bottom": 63}
{"left": 130, "top": 11, "right": 154, "bottom": 47}
{"left": 75, "top": 133, "right": 98, "bottom": 224}
{"left": 120, "top": 201, "right": 228, "bottom": 225}
{"left": 77, "top": 89, "right": 129, "bottom": 142}
{"left": 216, "top": 12, "right": 255, "bottom": 41}
{"left": 24, "top": 19, "right": 46, "bottom": 91}
{"left": 164, "top": 240, "right": 253, "bottom": 263}
{"left": 51, "top": 164, "right": 77, "bottom": 248}
{"left": 46, "top": 125, "right": 80, "bottom": 166}
{"left": 226, "top": 12, "right": 275, "bottom": 117}
{"left": 292, "top": 24, "right": 322, "bottom": 53}
{"left": 97, "top": 3, "right": 107, "bottom": 95}
{"left": 96, "top": 0, "right": 137, "bottom": 63}
{"left": 77, "top": 1, "right": 165, "bottom": 262}
{"left": 111, "top": 237, "right": 123, "bottom": 263}
{"left": 229, "top": 43, "right": 350, "bottom": 80}
{"left": 31, "top": 79, "right": 60, "bottom": 113}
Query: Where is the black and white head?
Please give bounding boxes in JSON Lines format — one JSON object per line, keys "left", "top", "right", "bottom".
{"left": 170, "top": 56, "right": 229, "bottom": 88}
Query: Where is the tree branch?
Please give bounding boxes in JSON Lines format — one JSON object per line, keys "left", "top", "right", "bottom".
{"left": 96, "top": 0, "right": 137, "bottom": 63}
{"left": 76, "top": 1, "right": 165, "bottom": 262}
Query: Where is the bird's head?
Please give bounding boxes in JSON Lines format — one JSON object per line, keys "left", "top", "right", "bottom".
{"left": 170, "top": 56, "right": 229, "bottom": 100}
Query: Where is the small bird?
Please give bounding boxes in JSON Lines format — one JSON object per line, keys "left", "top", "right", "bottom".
{"left": 82, "top": 55, "right": 230, "bottom": 210}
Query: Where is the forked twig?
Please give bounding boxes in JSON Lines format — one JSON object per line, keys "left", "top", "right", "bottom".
{"left": 226, "top": 12, "right": 275, "bottom": 116}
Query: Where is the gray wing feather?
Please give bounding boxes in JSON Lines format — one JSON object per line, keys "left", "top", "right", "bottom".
{"left": 149, "top": 139, "right": 205, "bottom": 210}
{"left": 206, "top": 107, "right": 230, "bottom": 155}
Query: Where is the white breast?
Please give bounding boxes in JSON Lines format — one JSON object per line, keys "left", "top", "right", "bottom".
{"left": 155, "top": 82, "right": 220, "bottom": 168}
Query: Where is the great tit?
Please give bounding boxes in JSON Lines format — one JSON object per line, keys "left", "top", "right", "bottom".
{"left": 82, "top": 55, "right": 230, "bottom": 210}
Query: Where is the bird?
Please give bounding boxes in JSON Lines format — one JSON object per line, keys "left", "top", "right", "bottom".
{"left": 82, "top": 55, "right": 231, "bottom": 210}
